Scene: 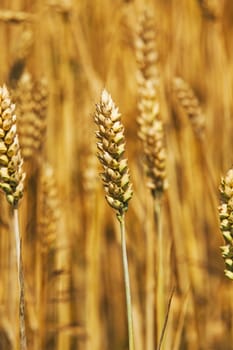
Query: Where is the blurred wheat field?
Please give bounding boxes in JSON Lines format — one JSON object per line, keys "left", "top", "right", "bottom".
{"left": 0, "top": 0, "right": 233, "bottom": 349}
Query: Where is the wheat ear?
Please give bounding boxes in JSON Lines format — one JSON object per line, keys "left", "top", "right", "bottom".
{"left": 135, "top": 9, "right": 159, "bottom": 85}
{"left": 171, "top": 76, "right": 218, "bottom": 211}
{"left": 94, "top": 89, "right": 134, "bottom": 350}
{"left": 219, "top": 167, "right": 233, "bottom": 279}
{"left": 14, "top": 72, "right": 48, "bottom": 162}
{"left": 0, "top": 85, "right": 26, "bottom": 349}
{"left": 172, "top": 77, "right": 205, "bottom": 139}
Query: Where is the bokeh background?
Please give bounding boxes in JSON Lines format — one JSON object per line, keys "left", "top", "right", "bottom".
{"left": 0, "top": 0, "right": 233, "bottom": 349}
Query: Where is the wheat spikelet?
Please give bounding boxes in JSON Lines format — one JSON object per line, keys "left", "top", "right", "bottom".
{"left": 94, "top": 89, "right": 133, "bottom": 216}
{"left": 172, "top": 77, "right": 205, "bottom": 138}
{"left": 219, "top": 167, "right": 233, "bottom": 280}
{"left": 14, "top": 72, "right": 48, "bottom": 161}
{"left": 135, "top": 9, "right": 159, "bottom": 86}
{"left": 0, "top": 85, "right": 25, "bottom": 208}
{"left": 38, "top": 163, "right": 59, "bottom": 251}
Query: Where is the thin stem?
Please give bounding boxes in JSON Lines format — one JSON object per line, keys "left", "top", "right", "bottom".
{"left": 13, "top": 208, "right": 20, "bottom": 277}
{"left": 12, "top": 208, "right": 27, "bottom": 350}
{"left": 157, "top": 287, "right": 175, "bottom": 350}
{"left": 146, "top": 195, "right": 155, "bottom": 350}
{"left": 118, "top": 213, "right": 135, "bottom": 350}
{"left": 154, "top": 198, "right": 165, "bottom": 349}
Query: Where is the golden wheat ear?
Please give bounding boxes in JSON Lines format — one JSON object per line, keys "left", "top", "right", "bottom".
{"left": 137, "top": 79, "right": 167, "bottom": 199}
{"left": 94, "top": 89, "right": 134, "bottom": 350}
{"left": 172, "top": 77, "right": 205, "bottom": 139}
{"left": 13, "top": 72, "right": 48, "bottom": 162}
{"left": 136, "top": 9, "right": 167, "bottom": 199}
{"left": 94, "top": 89, "right": 133, "bottom": 216}
{"left": 0, "top": 85, "right": 25, "bottom": 207}
{"left": 135, "top": 9, "right": 159, "bottom": 85}
{"left": 0, "top": 84, "right": 27, "bottom": 349}
{"left": 38, "top": 163, "right": 59, "bottom": 251}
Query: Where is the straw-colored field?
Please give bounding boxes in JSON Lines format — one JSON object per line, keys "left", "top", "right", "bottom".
{"left": 0, "top": 0, "right": 232, "bottom": 349}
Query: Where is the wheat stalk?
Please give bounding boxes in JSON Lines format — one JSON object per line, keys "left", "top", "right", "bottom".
{"left": 136, "top": 9, "right": 168, "bottom": 349}
{"left": 137, "top": 80, "right": 167, "bottom": 350}
{"left": 0, "top": 85, "right": 26, "bottom": 349}
{"left": 94, "top": 89, "right": 134, "bottom": 350}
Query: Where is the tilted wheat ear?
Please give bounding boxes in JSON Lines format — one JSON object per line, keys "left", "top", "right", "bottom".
{"left": 219, "top": 167, "right": 233, "bottom": 280}
{"left": 172, "top": 77, "right": 205, "bottom": 139}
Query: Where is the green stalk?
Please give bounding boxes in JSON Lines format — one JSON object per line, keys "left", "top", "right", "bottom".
{"left": 117, "top": 213, "right": 135, "bottom": 350}
{"left": 12, "top": 208, "right": 27, "bottom": 350}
